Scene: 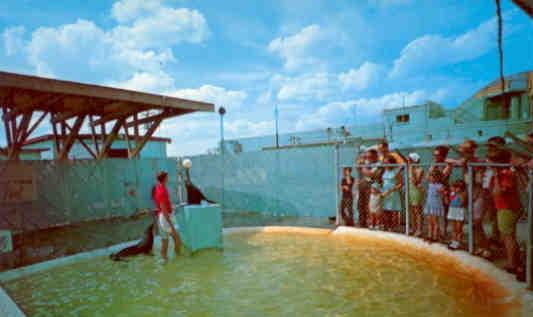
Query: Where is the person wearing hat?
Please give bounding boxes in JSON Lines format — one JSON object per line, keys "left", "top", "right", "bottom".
{"left": 408, "top": 152, "right": 425, "bottom": 237}
{"left": 153, "top": 171, "right": 182, "bottom": 262}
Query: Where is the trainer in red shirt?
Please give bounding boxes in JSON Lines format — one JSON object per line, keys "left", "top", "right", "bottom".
{"left": 154, "top": 181, "right": 172, "bottom": 216}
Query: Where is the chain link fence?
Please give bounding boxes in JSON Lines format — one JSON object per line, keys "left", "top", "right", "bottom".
{"left": 0, "top": 159, "right": 178, "bottom": 271}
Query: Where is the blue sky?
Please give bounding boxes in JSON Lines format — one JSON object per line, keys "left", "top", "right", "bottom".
{"left": 1, "top": 0, "right": 532, "bottom": 156}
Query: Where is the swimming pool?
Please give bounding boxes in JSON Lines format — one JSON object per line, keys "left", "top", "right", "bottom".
{"left": 0, "top": 227, "right": 529, "bottom": 316}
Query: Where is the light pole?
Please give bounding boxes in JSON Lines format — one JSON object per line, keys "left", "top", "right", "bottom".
{"left": 219, "top": 107, "right": 226, "bottom": 210}
{"left": 275, "top": 104, "right": 279, "bottom": 148}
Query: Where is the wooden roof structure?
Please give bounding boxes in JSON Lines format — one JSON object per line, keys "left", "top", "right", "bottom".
{"left": 512, "top": 0, "right": 533, "bottom": 18}
{"left": 0, "top": 71, "right": 214, "bottom": 160}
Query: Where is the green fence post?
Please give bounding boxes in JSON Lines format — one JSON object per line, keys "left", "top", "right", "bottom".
{"left": 527, "top": 169, "right": 532, "bottom": 290}
{"left": 467, "top": 164, "right": 474, "bottom": 254}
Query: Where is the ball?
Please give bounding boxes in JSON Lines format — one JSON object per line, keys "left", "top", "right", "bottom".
{"left": 182, "top": 158, "right": 192, "bottom": 169}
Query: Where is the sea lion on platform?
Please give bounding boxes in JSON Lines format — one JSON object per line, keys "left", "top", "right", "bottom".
{"left": 186, "top": 180, "right": 216, "bottom": 205}
{"left": 110, "top": 224, "right": 154, "bottom": 261}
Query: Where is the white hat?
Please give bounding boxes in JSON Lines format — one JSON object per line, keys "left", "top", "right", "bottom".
{"left": 408, "top": 152, "right": 420, "bottom": 163}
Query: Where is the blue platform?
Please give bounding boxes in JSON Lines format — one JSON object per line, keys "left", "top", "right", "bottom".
{"left": 176, "top": 204, "right": 223, "bottom": 253}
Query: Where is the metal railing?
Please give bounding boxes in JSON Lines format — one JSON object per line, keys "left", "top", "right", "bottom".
{"left": 340, "top": 162, "right": 532, "bottom": 289}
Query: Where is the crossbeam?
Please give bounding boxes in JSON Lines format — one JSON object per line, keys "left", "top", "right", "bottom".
{"left": 57, "top": 115, "right": 86, "bottom": 160}
{"left": 97, "top": 118, "right": 124, "bottom": 160}
{"left": 124, "top": 110, "right": 180, "bottom": 128}
{"left": 129, "top": 116, "right": 164, "bottom": 158}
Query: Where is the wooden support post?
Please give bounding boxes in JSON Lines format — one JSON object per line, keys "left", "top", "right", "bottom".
{"left": 1, "top": 106, "right": 13, "bottom": 148}
{"left": 101, "top": 121, "right": 107, "bottom": 148}
{"left": 97, "top": 118, "right": 124, "bottom": 160}
{"left": 129, "top": 117, "right": 163, "bottom": 158}
{"left": 51, "top": 118, "right": 60, "bottom": 158}
{"left": 89, "top": 115, "right": 100, "bottom": 154}
{"left": 122, "top": 119, "right": 133, "bottom": 158}
{"left": 15, "top": 112, "right": 32, "bottom": 144}
{"left": 57, "top": 115, "right": 86, "bottom": 160}
{"left": 8, "top": 112, "right": 32, "bottom": 160}
{"left": 133, "top": 113, "right": 139, "bottom": 138}
{"left": 23, "top": 111, "right": 48, "bottom": 141}
{"left": 63, "top": 121, "right": 97, "bottom": 159}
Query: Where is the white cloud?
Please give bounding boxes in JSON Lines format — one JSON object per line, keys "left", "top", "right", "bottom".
{"left": 338, "top": 62, "right": 385, "bottom": 91}
{"left": 276, "top": 72, "right": 332, "bottom": 101}
{"left": 256, "top": 90, "right": 273, "bottom": 106}
{"left": 111, "top": 0, "right": 163, "bottom": 23}
{"left": 3, "top": 26, "right": 25, "bottom": 56}
{"left": 169, "top": 85, "right": 247, "bottom": 111}
{"left": 295, "top": 89, "right": 447, "bottom": 130}
{"left": 110, "top": 7, "right": 209, "bottom": 49}
{"left": 268, "top": 24, "right": 325, "bottom": 71}
{"left": 18, "top": 1, "right": 208, "bottom": 82}
{"left": 389, "top": 15, "right": 504, "bottom": 78}
{"left": 27, "top": 19, "right": 109, "bottom": 77}
{"left": 161, "top": 112, "right": 273, "bottom": 156}
{"left": 108, "top": 71, "right": 175, "bottom": 93}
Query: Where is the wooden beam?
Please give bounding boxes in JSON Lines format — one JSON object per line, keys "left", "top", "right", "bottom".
{"left": 63, "top": 121, "right": 97, "bottom": 159}
{"left": 51, "top": 109, "right": 90, "bottom": 124}
{"left": 1, "top": 106, "right": 13, "bottom": 147}
{"left": 57, "top": 115, "right": 86, "bottom": 160}
{"left": 122, "top": 119, "right": 133, "bottom": 158}
{"left": 5, "top": 93, "right": 58, "bottom": 120}
{"left": 124, "top": 109, "right": 188, "bottom": 128}
{"left": 13, "top": 113, "right": 31, "bottom": 159}
{"left": 90, "top": 108, "right": 136, "bottom": 127}
{"left": 15, "top": 112, "right": 32, "bottom": 144}
{"left": 7, "top": 112, "right": 32, "bottom": 160}
{"left": 129, "top": 117, "right": 163, "bottom": 158}
{"left": 51, "top": 120, "right": 60, "bottom": 157}
{"left": 23, "top": 111, "right": 48, "bottom": 141}
{"left": 133, "top": 113, "right": 139, "bottom": 139}
{"left": 0, "top": 71, "right": 214, "bottom": 112}
{"left": 97, "top": 118, "right": 124, "bottom": 160}
{"left": 89, "top": 115, "right": 100, "bottom": 154}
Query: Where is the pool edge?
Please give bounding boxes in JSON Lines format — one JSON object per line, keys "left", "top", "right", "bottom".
{"left": 332, "top": 226, "right": 533, "bottom": 316}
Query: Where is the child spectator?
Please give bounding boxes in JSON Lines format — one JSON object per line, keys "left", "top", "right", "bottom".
{"left": 447, "top": 180, "right": 467, "bottom": 250}
{"left": 368, "top": 182, "right": 383, "bottom": 230}
{"left": 408, "top": 152, "right": 425, "bottom": 237}
{"left": 339, "top": 167, "right": 355, "bottom": 226}
{"left": 424, "top": 169, "right": 446, "bottom": 242}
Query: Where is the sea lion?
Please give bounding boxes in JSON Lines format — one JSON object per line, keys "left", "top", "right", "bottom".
{"left": 186, "top": 180, "right": 215, "bottom": 205}
{"left": 110, "top": 224, "right": 154, "bottom": 261}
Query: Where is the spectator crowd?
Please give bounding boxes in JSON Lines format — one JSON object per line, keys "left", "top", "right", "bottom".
{"left": 337, "top": 133, "right": 533, "bottom": 282}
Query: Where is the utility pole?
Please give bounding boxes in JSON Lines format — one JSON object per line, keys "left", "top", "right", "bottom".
{"left": 275, "top": 104, "right": 279, "bottom": 148}
{"left": 218, "top": 107, "right": 226, "bottom": 211}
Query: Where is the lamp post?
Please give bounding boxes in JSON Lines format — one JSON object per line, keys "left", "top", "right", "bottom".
{"left": 219, "top": 106, "right": 226, "bottom": 211}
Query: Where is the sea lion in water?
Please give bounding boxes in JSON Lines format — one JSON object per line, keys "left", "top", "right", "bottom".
{"left": 110, "top": 224, "right": 154, "bottom": 261}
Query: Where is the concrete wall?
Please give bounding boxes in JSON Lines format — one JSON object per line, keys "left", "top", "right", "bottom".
{"left": 188, "top": 145, "right": 338, "bottom": 217}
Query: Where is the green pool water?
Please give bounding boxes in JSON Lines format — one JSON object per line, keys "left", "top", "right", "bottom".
{"left": 3, "top": 231, "right": 519, "bottom": 317}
